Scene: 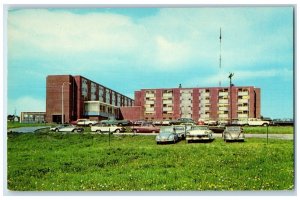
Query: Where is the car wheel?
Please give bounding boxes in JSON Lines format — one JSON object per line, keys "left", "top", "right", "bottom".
{"left": 152, "top": 130, "right": 156, "bottom": 133}
{"left": 96, "top": 130, "right": 102, "bottom": 134}
{"left": 55, "top": 129, "right": 59, "bottom": 132}
{"left": 115, "top": 129, "right": 120, "bottom": 133}
{"left": 133, "top": 129, "right": 137, "bottom": 133}
{"left": 263, "top": 123, "right": 268, "bottom": 127}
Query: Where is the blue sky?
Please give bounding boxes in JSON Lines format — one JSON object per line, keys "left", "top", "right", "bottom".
{"left": 6, "top": 6, "right": 294, "bottom": 119}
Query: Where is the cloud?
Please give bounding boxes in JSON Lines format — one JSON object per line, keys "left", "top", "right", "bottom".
{"left": 8, "top": 96, "right": 45, "bottom": 115}
{"left": 185, "top": 68, "right": 293, "bottom": 87}
{"left": 6, "top": 7, "right": 294, "bottom": 118}
{"left": 8, "top": 7, "right": 293, "bottom": 73}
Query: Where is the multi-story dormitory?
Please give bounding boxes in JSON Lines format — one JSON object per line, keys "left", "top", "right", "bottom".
{"left": 46, "top": 75, "right": 260, "bottom": 123}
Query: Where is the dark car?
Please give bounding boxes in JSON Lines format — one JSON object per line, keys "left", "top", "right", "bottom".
{"left": 272, "top": 118, "right": 293, "bottom": 126}
{"left": 169, "top": 118, "right": 195, "bottom": 125}
{"left": 132, "top": 122, "right": 160, "bottom": 133}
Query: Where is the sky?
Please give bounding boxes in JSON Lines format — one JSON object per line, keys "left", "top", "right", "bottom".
{"left": 5, "top": 6, "right": 294, "bottom": 119}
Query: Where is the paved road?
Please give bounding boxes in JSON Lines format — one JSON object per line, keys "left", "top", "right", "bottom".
{"left": 7, "top": 128, "right": 294, "bottom": 140}
{"left": 7, "top": 126, "right": 51, "bottom": 133}
{"left": 244, "top": 134, "right": 294, "bottom": 140}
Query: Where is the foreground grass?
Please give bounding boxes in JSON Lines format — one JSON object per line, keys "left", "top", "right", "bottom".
{"left": 243, "top": 126, "right": 293, "bottom": 134}
{"left": 7, "top": 131, "right": 294, "bottom": 191}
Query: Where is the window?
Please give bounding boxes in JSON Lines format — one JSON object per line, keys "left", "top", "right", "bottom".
{"left": 106, "top": 90, "right": 111, "bottom": 104}
{"left": 81, "top": 78, "right": 88, "bottom": 100}
{"left": 99, "top": 86, "right": 104, "bottom": 102}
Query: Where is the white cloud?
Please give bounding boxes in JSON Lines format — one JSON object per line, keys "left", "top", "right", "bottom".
{"left": 8, "top": 8, "right": 293, "bottom": 73}
{"left": 185, "top": 68, "right": 293, "bottom": 87}
{"left": 8, "top": 96, "right": 45, "bottom": 115}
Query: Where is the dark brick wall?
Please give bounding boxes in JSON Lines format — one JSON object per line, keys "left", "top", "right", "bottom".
{"left": 46, "top": 75, "right": 74, "bottom": 123}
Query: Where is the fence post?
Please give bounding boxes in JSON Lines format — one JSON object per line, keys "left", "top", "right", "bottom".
{"left": 109, "top": 128, "right": 111, "bottom": 146}
{"left": 266, "top": 125, "right": 269, "bottom": 144}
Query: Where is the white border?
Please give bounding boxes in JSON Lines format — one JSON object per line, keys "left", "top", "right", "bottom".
{"left": 1, "top": 1, "right": 299, "bottom": 200}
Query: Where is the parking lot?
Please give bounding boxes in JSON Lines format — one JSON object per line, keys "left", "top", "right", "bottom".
{"left": 7, "top": 125, "right": 294, "bottom": 140}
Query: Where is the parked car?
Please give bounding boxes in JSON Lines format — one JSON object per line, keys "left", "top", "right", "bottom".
{"left": 156, "top": 126, "right": 179, "bottom": 144}
{"left": 186, "top": 125, "right": 214, "bottom": 143}
{"left": 208, "top": 125, "right": 225, "bottom": 133}
{"left": 50, "top": 124, "right": 69, "bottom": 132}
{"left": 153, "top": 121, "right": 162, "bottom": 126}
{"left": 169, "top": 118, "right": 195, "bottom": 125}
{"left": 272, "top": 118, "right": 294, "bottom": 126}
{"left": 205, "top": 120, "right": 218, "bottom": 126}
{"left": 173, "top": 124, "right": 192, "bottom": 139}
{"left": 222, "top": 126, "right": 244, "bottom": 142}
{"left": 71, "top": 119, "right": 98, "bottom": 126}
{"left": 217, "top": 120, "right": 229, "bottom": 126}
{"left": 161, "top": 120, "right": 171, "bottom": 126}
{"left": 101, "top": 117, "right": 132, "bottom": 126}
{"left": 91, "top": 124, "right": 125, "bottom": 133}
{"left": 133, "top": 120, "right": 146, "bottom": 126}
{"left": 132, "top": 122, "right": 160, "bottom": 133}
{"left": 198, "top": 119, "right": 217, "bottom": 126}
{"left": 52, "top": 124, "right": 84, "bottom": 133}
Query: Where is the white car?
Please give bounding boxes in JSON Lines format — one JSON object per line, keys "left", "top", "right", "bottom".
{"left": 173, "top": 125, "right": 192, "bottom": 139}
{"left": 186, "top": 125, "right": 214, "bottom": 143}
{"left": 52, "top": 125, "right": 84, "bottom": 133}
{"left": 91, "top": 124, "right": 125, "bottom": 133}
{"left": 223, "top": 126, "right": 245, "bottom": 142}
{"left": 50, "top": 124, "right": 69, "bottom": 132}
{"left": 74, "top": 119, "right": 98, "bottom": 126}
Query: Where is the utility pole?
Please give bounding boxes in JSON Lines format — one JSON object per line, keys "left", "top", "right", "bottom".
{"left": 228, "top": 73, "right": 234, "bottom": 125}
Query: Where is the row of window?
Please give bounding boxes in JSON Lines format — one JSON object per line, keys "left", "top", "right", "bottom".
{"left": 81, "top": 78, "right": 133, "bottom": 107}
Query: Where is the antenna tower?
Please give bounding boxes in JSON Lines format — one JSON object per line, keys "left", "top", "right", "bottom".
{"left": 219, "top": 27, "right": 222, "bottom": 87}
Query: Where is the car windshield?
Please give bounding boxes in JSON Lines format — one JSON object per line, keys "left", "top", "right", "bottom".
{"left": 192, "top": 126, "right": 209, "bottom": 130}
{"left": 158, "top": 132, "right": 173, "bottom": 137}
{"left": 226, "top": 126, "right": 241, "bottom": 131}
{"left": 174, "top": 126, "right": 185, "bottom": 131}
{"left": 160, "top": 127, "right": 174, "bottom": 133}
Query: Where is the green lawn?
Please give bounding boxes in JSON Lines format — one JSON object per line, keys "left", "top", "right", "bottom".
{"left": 243, "top": 126, "right": 294, "bottom": 134}
{"left": 7, "top": 131, "right": 294, "bottom": 191}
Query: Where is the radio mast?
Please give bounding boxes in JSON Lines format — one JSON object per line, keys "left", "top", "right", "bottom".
{"left": 219, "top": 27, "right": 222, "bottom": 87}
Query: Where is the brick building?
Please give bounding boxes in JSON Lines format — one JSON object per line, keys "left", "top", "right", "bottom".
{"left": 46, "top": 75, "right": 134, "bottom": 123}
{"left": 120, "top": 86, "right": 261, "bottom": 122}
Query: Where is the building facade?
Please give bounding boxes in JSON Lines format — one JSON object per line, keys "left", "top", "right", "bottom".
{"left": 120, "top": 86, "right": 261, "bottom": 122}
{"left": 20, "top": 112, "right": 46, "bottom": 123}
{"left": 46, "top": 75, "right": 134, "bottom": 123}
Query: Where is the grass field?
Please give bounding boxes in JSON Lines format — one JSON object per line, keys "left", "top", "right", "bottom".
{"left": 7, "top": 131, "right": 294, "bottom": 191}
{"left": 242, "top": 126, "right": 294, "bottom": 134}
